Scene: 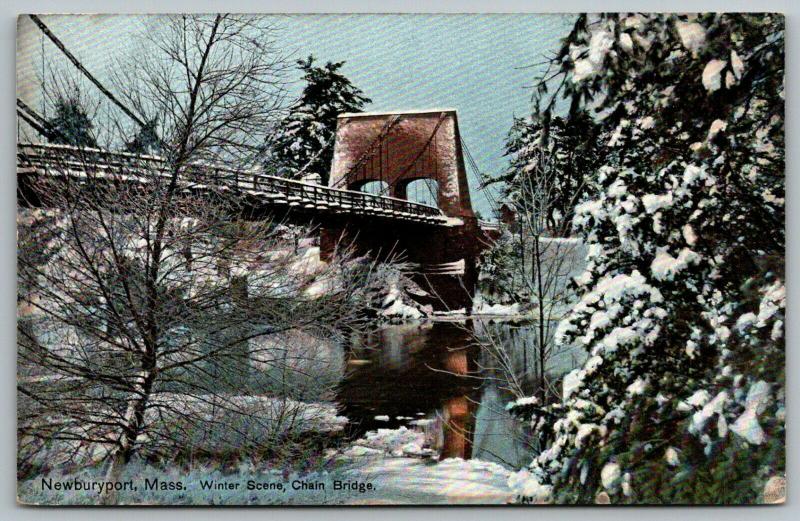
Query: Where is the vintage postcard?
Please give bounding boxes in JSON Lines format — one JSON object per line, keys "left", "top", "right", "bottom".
{"left": 16, "top": 13, "right": 784, "bottom": 505}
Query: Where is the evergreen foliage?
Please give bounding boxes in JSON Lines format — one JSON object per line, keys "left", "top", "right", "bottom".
{"left": 125, "top": 118, "right": 161, "bottom": 155}
{"left": 269, "top": 56, "right": 371, "bottom": 184}
{"left": 47, "top": 94, "right": 97, "bottom": 148}
{"left": 478, "top": 228, "right": 526, "bottom": 305}
{"left": 491, "top": 111, "right": 604, "bottom": 233}
{"left": 507, "top": 13, "right": 784, "bottom": 504}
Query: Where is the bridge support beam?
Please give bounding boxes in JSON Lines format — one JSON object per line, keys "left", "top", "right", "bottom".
{"left": 324, "top": 109, "right": 486, "bottom": 312}
{"left": 320, "top": 216, "right": 483, "bottom": 312}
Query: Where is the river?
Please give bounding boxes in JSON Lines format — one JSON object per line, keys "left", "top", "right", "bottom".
{"left": 335, "top": 319, "right": 583, "bottom": 468}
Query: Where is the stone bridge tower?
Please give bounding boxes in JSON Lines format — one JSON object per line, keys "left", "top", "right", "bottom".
{"left": 320, "top": 109, "right": 485, "bottom": 312}
{"left": 329, "top": 109, "right": 475, "bottom": 219}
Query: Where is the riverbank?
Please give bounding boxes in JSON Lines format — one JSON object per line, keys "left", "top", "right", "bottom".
{"left": 329, "top": 425, "right": 515, "bottom": 504}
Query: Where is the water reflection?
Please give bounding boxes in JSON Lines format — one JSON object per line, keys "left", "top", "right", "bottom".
{"left": 337, "top": 320, "right": 547, "bottom": 467}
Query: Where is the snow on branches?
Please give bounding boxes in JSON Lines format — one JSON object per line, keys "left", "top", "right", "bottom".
{"left": 509, "top": 13, "right": 784, "bottom": 503}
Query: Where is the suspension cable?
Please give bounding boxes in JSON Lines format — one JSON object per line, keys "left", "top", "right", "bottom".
{"left": 28, "top": 15, "right": 148, "bottom": 130}
{"left": 17, "top": 98, "right": 66, "bottom": 142}
{"left": 330, "top": 115, "right": 402, "bottom": 190}
{"left": 378, "top": 111, "right": 447, "bottom": 198}
{"left": 462, "top": 137, "right": 501, "bottom": 216}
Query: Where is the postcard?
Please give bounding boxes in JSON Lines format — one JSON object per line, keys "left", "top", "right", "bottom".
{"left": 16, "top": 12, "right": 785, "bottom": 505}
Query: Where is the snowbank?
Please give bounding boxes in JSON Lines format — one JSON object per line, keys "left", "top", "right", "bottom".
{"left": 344, "top": 426, "right": 432, "bottom": 458}
{"left": 432, "top": 308, "right": 467, "bottom": 317}
{"left": 20, "top": 394, "right": 348, "bottom": 471}
{"left": 146, "top": 394, "right": 348, "bottom": 453}
{"left": 507, "top": 469, "right": 552, "bottom": 503}
{"left": 473, "top": 301, "right": 521, "bottom": 316}
{"left": 331, "top": 425, "right": 516, "bottom": 503}
{"left": 380, "top": 280, "right": 426, "bottom": 321}
{"left": 345, "top": 457, "right": 513, "bottom": 504}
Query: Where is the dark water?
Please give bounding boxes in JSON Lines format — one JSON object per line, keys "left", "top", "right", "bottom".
{"left": 335, "top": 320, "right": 542, "bottom": 467}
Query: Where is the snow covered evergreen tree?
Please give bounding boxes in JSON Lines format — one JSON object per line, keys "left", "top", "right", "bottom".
{"left": 479, "top": 111, "right": 601, "bottom": 306}
{"left": 47, "top": 93, "right": 97, "bottom": 148}
{"left": 490, "top": 112, "right": 603, "bottom": 234}
{"left": 507, "top": 13, "right": 784, "bottom": 504}
{"left": 125, "top": 118, "right": 161, "bottom": 155}
{"left": 269, "top": 56, "right": 371, "bottom": 184}
{"left": 478, "top": 226, "right": 526, "bottom": 305}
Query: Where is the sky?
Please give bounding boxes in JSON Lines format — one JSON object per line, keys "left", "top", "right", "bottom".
{"left": 16, "top": 14, "right": 575, "bottom": 217}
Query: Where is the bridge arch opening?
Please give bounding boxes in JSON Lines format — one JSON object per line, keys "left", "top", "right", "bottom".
{"left": 352, "top": 180, "right": 389, "bottom": 196}
{"left": 399, "top": 178, "right": 439, "bottom": 208}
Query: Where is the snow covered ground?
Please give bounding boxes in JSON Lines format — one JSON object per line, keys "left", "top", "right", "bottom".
{"left": 332, "top": 426, "right": 515, "bottom": 504}
{"left": 341, "top": 457, "right": 514, "bottom": 505}
{"left": 472, "top": 300, "right": 522, "bottom": 316}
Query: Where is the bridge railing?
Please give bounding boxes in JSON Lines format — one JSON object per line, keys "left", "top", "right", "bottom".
{"left": 17, "top": 143, "right": 444, "bottom": 221}
{"left": 478, "top": 219, "right": 501, "bottom": 231}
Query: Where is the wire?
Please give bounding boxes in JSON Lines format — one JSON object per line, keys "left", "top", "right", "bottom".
{"left": 17, "top": 98, "right": 67, "bottom": 142}
{"left": 28, "top": 15, "right": 148, "bottom": 131}
{"left": 17, "top": 110, "right": 55, "bottom": 141}
{"left": 18, "top": 99, "right": 51, "bottom": 130}
{"left": 331, "top": 115, "right": 402, "bottom": 190}
{"left": 462, "top": 137, "right": 501, "bottom": 216}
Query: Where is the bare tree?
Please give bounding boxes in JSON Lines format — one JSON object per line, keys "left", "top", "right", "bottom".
{"left": 516, "top": 147, "right": 585, "bottom": 398}
{"left": 17, "top": 15, "right": 373, "bottom": 503}
{"left": 112, "top": 14, "right": 290, "bottom": 164}
{"left": 479, "top": 146, "right": 586, "bottom": 401}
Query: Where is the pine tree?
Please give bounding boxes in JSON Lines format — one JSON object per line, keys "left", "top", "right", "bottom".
{"left": 479, "top": 112, "right": 602, "bottom": 306}
{"left": 507, "top": 14, "right": 784, "bottom": 504}
{"left": 490, "top": 111, "right": 603, "bottom": 234}
{"left": 478, "top": 227, "right": 526, "bottom": 304}
{"left": 269, "top": 56, "right": 371, "bottom": 184}
{"left": 47, "top": 94, "right": 97, "bottom": 148}
{"left": 125, "top": 118, "right": 161, "bottom": 155}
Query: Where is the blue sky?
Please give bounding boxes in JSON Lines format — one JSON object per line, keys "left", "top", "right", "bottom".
{"left": 17, "top": 14, "right": 575, "bottom": 216}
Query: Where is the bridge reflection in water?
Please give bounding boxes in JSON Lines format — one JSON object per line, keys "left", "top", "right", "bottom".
{"left": 337, "top": 321, "right": 531, "bottom": 465}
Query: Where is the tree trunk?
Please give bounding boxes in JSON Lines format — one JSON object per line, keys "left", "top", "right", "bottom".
{"left": 533, "top": 235, "right": 547, "bottom": 399}
{"left": 100, "top": 370, "right": 154, "bottom": 504}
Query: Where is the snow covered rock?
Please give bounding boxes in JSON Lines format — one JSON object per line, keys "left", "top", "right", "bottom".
{"left": 600, "top": 462, "right": 621, "bottom": 492}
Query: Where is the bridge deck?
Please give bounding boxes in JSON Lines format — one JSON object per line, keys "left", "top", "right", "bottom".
{"left": 17, "top": 143, "right": 449, "bottom": 225}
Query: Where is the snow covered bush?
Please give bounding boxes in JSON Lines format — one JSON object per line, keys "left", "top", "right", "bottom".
{"left": 346, "top": 426, "right": 431, "bottom": 458}
{"left": 509, "top": 13, "right": 784, "bottom": 504}
{"left": 360, "top": 264, "right": 431, "bottom": 322}
{"left": 478, "top": 226, "right": 527, "bottom": 305}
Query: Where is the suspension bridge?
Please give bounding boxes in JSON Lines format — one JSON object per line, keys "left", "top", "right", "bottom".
{"left": 18, "top": 109, "right": 499, "bottom": 311}
{"left": 16, "top": 142, "right": 448, "bottom": 224}
{"left": 16, "top": 15, "right": 502, "bottom": 311}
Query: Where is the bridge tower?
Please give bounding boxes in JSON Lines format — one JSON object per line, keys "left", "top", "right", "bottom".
{"left": 320, "top": 109, "right": 484, "bottom": 312}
